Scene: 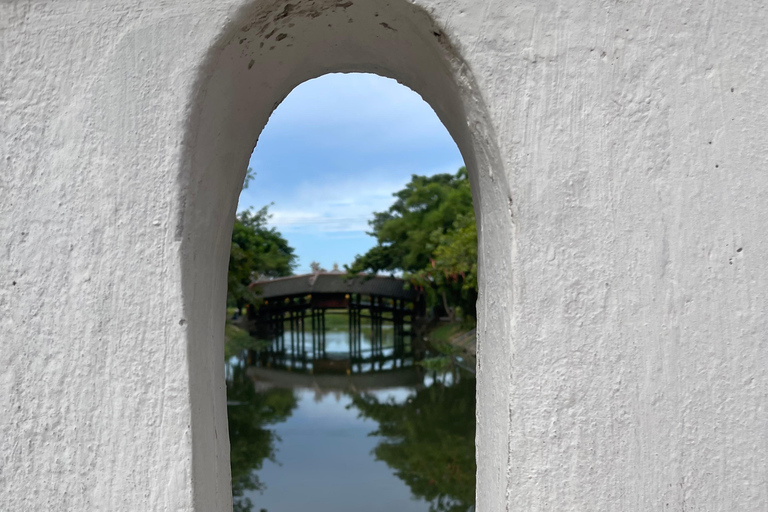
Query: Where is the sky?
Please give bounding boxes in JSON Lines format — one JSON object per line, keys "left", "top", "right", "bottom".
{"left": 237, "top": 72, "right": 464, "bottom": 275}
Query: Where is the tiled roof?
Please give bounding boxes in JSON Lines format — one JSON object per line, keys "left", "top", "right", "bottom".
{"left": 250, "top": 273, "right": 417, "bottom": 301}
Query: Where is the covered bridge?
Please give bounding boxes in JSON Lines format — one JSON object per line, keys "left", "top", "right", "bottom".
{"left": 251, "top": 272, "right": 417, "bottom": 301}
{"left": 241, "top": 272, "right": 426, "bottom": 368}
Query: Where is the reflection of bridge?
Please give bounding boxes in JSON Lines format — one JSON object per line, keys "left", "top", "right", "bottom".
{"left": 242, "top": 272, "right": 426, "bottom": 368}
{"left": 247, "top": 364, "right": 424, "bottom": 393}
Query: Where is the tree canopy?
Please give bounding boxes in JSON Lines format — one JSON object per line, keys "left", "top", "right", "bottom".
{"left": 349, "top": 167, "right": 477, "bottom": 319}
{"left": 228, "top": 170, "right": 297, "bottom": 310}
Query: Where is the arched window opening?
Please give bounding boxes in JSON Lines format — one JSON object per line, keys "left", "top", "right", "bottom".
{"left": 178, "top": 2, "right": 510, "bottom": 510}
{"left": 225, "top": 72, "right": 478, "bottom": 512}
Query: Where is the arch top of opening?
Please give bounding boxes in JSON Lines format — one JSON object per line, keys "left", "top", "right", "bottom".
{"left": 184, "top": 0, "right": 501, "bottom": 219}
{"left": 178, "top": 2, "right": 503, "bottom": 510}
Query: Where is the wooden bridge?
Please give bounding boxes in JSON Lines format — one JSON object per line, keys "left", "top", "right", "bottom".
{"left": 241, "top": 272, "right": 426, "bottom": 373}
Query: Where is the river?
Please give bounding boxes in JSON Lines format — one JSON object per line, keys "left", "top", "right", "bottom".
{"left": 226, "top": 319, "right": 475, "bottom": 512}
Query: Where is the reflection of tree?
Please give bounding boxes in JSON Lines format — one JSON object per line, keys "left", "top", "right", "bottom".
{"left": 352, "top": 373, "right": 476, "bottom": 512}
{"left": 227, "top": 364, "right": 298, "bottom": 512}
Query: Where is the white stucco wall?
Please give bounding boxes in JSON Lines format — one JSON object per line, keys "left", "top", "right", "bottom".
{"left": 1, "top": 1, "right": 766, "bottom": 510}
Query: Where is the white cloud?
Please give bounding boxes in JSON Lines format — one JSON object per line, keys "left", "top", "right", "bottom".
{"left": 233, "top": 72, "right": 466, "bottom": 271}
{"left": 265, "top": 173, "right": 405, "bottom": 233}
{"left": 263, "top": 161, "right": 464, "bottom": 233}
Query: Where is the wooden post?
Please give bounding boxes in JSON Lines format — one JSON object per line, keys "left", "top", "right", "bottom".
{"left": 311, "top": 308, "right": 316, "bottom": 360}
{"left": 289, "top": 303, "right": 295, "bottom": 361}
{"left": 300, "top": 299, "right": 306, "bottom": 360}
{"left": 321, "top": 308, "right": 326, "bottom": 358}
{"left": 356, "top": 294, "right": 361, "bottom": 362}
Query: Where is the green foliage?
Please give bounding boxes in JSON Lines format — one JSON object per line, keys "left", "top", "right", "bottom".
{"left": 226, "top": 168, "right": 297, "bottom": 370}
{"left": 321, "top": 310, "right": 352, "bottom": 331}
{"left": 224, "top": 322, "right": 271, "bottom": 363}
{"left": 350, "top": 168, "right": 473, "bottom": 274}
{"left": 349, "top": 167, "right": 477, "bottom": 318}
{"left": 224, "top": 169, "right": 297, "bottom": 511}
{"left": 352, "top": 373, "right": 476, "bottom": 512}
{"left": 228, "top": 168, "right": 297, "bottom": 310}
{"left": 416, "top": 355, "right": 455, "bottom": 374}
{"left": 228, "top": 205, "right": 297, "bottom": 309}
{"left": 419, "top": 321, "right": 477, "bottom": 374}
{"left": 227, "top": 363, "right": 298, "bottom": 512}
{"left": 428, "top": 211, "right": 478, "bottom": 292}
{"left": 427, "top": 323, "right": 464, "bottom": 345}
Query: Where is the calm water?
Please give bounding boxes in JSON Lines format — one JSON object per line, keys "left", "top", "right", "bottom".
{"left": 227, "top": 324, "right": 475, "bottom": 512}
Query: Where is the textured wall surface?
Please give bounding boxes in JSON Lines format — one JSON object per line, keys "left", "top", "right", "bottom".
{"left": 1, "top": 0, "right": 766, "bottom": 510}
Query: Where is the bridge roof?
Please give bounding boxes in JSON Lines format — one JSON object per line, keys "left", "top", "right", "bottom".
{"left": 250, "top": 272, "right": 417, "bottom": 301}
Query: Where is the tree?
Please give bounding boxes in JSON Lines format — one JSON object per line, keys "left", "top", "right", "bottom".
{"left": 349, "top": 167, "right": 477, "bottom": 320}
{"left": 408, "top": 210, "right": 477, "bottom": 322}
{"left": 226, "top": 170, "right": 299, "bottom": 511}
{"left": 226, "top": 169, "right": 297, "bottom": 365}
{"left": 228, "top": 169, "right": 297, "bottom": 311}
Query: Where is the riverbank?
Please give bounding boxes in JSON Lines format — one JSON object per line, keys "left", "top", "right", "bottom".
{"left": 425, "top": 322, "right": 477, "bottom": 373}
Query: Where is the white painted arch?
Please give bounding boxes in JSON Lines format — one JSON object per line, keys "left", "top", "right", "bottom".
{"left": 178, "top": 1, "right": 510, "bottom": 509}
{"left": 2, "top": 0, "right": 767, "bottom": 510}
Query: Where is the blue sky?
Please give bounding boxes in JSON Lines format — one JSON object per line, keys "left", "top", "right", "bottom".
{"left": 237, "top": 73, "right": 464, "bottom": 275}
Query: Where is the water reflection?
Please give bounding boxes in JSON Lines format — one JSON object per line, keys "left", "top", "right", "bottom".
{"left": 253, "top": 312, "right": 413, "bottom": 374}
{"left": 352, "top": 374, "right": 475, "bottom": 512}
{"left": 227, "top": 365, "right": 299, "bottom": 512}
{"left": 227, "top": 330, "right": 475, "bottom": 512}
